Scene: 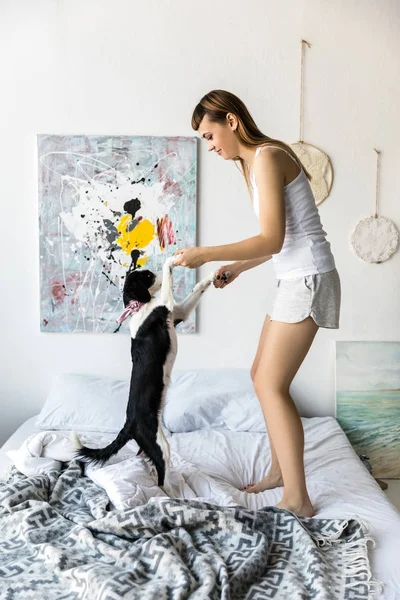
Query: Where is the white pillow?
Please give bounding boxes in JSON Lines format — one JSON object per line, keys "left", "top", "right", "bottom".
{"left": 162, "top": 368, "right": 263, "bottom": 432}
{"left": 220, "top": 394, "right": 266, "bottom": 432}
{"left": 35, "top": 373, "right": 129, "bottom": 433}
{"left": 35, "top": 369, "right": 265, "bottom": 435}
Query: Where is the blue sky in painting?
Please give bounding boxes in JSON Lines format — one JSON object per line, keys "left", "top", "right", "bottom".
{"left": 336, "top": 341, "right": 400, "bottom": 392}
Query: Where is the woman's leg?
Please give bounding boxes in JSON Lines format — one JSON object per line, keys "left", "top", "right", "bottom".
{"left": 240, "top": 314, "right": 283, "bottom": 491}
{"left": 245, "top": 316, "right": 319, "bottom": 518}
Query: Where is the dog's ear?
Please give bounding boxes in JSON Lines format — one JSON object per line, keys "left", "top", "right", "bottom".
{"left": 130, "top": 280, "right": 151, "bottom": 304}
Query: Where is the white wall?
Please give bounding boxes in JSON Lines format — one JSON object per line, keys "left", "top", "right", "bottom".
{"left": 1, "top": 0, "right": 399, "bottom": 444}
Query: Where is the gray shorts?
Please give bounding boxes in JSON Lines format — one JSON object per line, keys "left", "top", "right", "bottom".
{"left": 270, "top": 268, "right": 341, "bottom": 329}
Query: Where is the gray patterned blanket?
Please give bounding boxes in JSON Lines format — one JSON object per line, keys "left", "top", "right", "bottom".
{"left": 0, "top": 462, "right": 378, "bottom": 599}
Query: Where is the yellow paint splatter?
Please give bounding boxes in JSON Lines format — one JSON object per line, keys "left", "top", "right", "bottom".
{"left": 137, "top": 256, "right": 149, "bottom": 267}
{"left": 116, "top": 216, "right": 155, "bottom": 255}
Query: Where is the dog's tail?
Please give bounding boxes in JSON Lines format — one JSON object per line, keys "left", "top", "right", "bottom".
{"left": 70, "top": 425, "right": 166, "bottom": 486}
{"left": 70, "top": 424, "right": 134, "bottom": 468}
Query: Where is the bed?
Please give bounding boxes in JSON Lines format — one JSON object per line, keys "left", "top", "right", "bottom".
{"left": 1, "top": 370, "right": 399, "bottom": 599}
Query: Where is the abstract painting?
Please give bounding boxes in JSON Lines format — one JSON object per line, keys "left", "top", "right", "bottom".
{"left": 336, "top": 341, "right": 400, "bottom": 478}
{"left": 38, "top": 135, "right": 197, "bottom": 333}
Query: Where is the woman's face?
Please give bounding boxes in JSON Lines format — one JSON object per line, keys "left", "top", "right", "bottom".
{"left": 198, "top": 114, "right": 238, "bottom": 160}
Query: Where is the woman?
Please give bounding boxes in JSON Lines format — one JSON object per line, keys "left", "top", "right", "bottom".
{"left": 173, "top": 90, "right": 341, "bottom": 517}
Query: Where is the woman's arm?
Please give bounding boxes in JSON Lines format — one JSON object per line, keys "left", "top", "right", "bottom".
{"left": 216, "top": 255, "right": 272, "bottom": 279}
{"left": 202, "top": 150, "right": 286, "bottom": 262}
{"left": 173, "top": 149, "right": 285, "bottom": 268}
{"left": 236, "top": 255, "right": 272, "bottom": 273}
{"left": 203, "top": 235, "right": 278, "bottom": 262}
{"left": 214, "top": 255, "right": 272, "bottom": 289}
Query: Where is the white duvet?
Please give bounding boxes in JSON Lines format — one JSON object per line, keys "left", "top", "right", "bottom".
{"left": 3, "top": 416, "right": 400, "bottom": 599}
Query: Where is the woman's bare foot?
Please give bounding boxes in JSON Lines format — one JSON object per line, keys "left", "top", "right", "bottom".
{"left": 276, "top": 497, "right": 314, "bottom": 518}
{"left": 240, "top": 471, "right": 283, "bottom": 493}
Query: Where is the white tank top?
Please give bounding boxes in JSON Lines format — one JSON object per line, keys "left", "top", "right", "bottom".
{"left": 251, "top": 145, "right": 336, "bottom": 279}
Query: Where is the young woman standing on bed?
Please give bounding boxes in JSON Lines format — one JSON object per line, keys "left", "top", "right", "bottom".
{"left": 173, "top": 90, "right": 341, "bottom": 518}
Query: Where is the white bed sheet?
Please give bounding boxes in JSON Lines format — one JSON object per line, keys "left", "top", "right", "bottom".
{"left": 1, "top": 415, "right": 400, "bottom": 599}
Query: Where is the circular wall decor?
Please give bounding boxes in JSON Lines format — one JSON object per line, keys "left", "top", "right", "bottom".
{"left": 350, "top": 149, "right": 399, "bottom": 263}
{"left": 291, "top": 41, "right": 334, "bottom": 206}
{"left": 290, "top": 141, "right": 333, "bottom": 205}
{"left": 351, "top": 215, "right": 398, "bottom": 263}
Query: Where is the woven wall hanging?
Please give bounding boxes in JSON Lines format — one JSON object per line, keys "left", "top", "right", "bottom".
{"left": 290, "top": 40, "right": 333, "bottom": 206}
{"left": 351, "top": 148, "right": 398, "bottom": 263}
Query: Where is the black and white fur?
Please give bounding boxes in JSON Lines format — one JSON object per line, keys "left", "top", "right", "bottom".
{"left": 73, "top": 257, "right": 216, "bottom": 495}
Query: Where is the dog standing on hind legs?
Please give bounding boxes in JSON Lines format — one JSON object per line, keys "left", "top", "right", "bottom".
{"left": 73, "top": 256, "right": 217, "bottom": 497}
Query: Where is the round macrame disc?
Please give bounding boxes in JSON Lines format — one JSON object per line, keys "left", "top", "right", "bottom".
{"left": 351, "top": 215, "right": 399, "bottom": 263}
{"left": 290, "top": 141, "right": 333, "bottom": 206}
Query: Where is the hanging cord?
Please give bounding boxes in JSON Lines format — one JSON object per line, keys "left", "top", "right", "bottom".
{"left": 373, "top": 148, "right": 380, "bottom": 218}
{"left": 299, "top": 39, "right": 311, "bottom": 143}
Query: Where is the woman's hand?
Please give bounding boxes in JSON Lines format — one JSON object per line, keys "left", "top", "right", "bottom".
{"left": 173, "top": 247, "right": 208, "bottom": 268}
{"left": 213, "top": 263, "right": 241, "bottom": 289}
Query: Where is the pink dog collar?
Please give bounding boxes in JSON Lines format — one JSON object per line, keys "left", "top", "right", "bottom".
{"left": 117, "top": 300, "right": 145, "bottom": 324}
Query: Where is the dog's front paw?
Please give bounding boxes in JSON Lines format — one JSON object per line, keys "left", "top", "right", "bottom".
{"left": 208, "top": 271, "right": 219, "bottom": 283}
{"left": 199, "top": 271, "right": 218, "bottom": 287}
{"left": 164, "top": 256, "right": 176, "bottom": 271}
{"left": 194, "top": 271, "right": 217, "bottom": 293}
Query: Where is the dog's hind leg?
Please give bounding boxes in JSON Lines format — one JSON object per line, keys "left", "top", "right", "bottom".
{"left": 156, "top": 424, "right": 175, "bottom": 498}
{"left": 157, "top": 424, "right": 171, "bottom": 469}
{"left": 134, "top": 429, "right": 166, "bottom": 488}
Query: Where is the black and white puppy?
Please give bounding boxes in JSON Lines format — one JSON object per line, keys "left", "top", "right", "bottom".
{"left": 73, "top": 256, "right": 216, "bottom": 495}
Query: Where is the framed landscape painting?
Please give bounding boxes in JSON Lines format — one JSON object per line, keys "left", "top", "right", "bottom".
{"left": 336, "top": 341, "right": 400, "bottom": 478}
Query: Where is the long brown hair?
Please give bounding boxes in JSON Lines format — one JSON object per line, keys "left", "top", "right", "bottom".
{"left": 191, "top": 89, "right": 311, "bottom": 196}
